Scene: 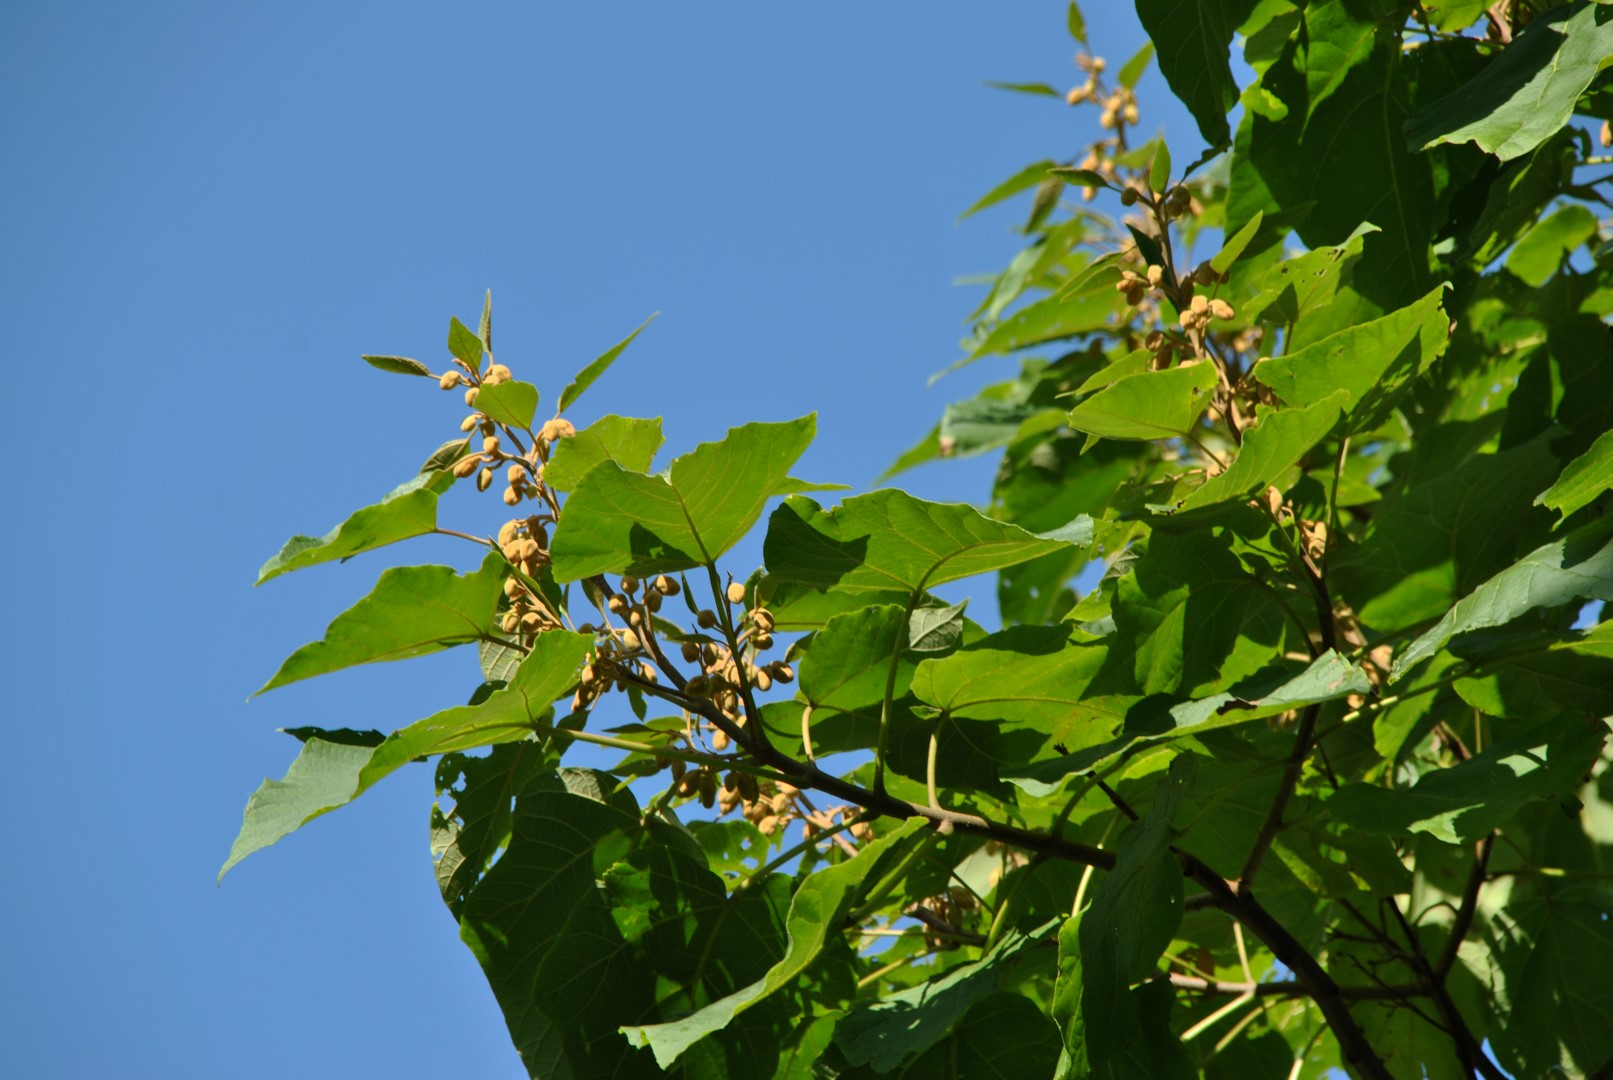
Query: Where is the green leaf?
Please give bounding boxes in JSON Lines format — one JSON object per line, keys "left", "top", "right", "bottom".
{"left": 1491, "top": 881, "right": 1613, "bottom": 1079}
{"left": 473, "top": 379, "right": 538, "bottom": 429}
{"left": 1404, "top": 2, "right": 1613, "bottom": 162}
{"left": 1172, "top": 392, "right": 1346, "bottom": 513}
{"left": 969, "top": 288, "right": 1124, "bottom": 361}
{"left": 1227, "top": 2, "right": 1442, "bottom": 308}
{"left": 962, "top": 160, "right": 1061, "bottom": 219}
{"left": 360, "top": 354, "right": 432, "bottom": 377}
{"left": 1148, "top": 141, "right": 1172, "bottom": 194}
{"left": 1067, "top": 2, "right": 1087, "bottom": 43}
{"left": 543, "top": 414, "right": 664, "bottom": 491}
{"left": 223, "top": 631, "right": 592, "bottom": 879}
{"left": 907, "top": 598, "right": 969, "bottom": 655}
{"left": 461, "top": 769, "right": 791, "bottom": 1079}
{"left": 1334, "top": 432, "right": 1562, "bottom": 635}
{"left": 1252, "top": 285, "right": 1450, "bottom": 432}
{"left": 431, "top": 741, "right": 556, "bottom": 918}
{"left": 1241, "top": 224, "right": 1374, "bottom": 331}
{"left": 851, "top": 992, "right": 1063, "bottom": 1079}
{"left": 358, "top": 630, "right": 595, "bottom": 788}
{"left": 257, "top": 553, "right": 507, "bottom": 693}
{"left": 477, "top": 290, "right": 492, "bottom": 352}
{"left": 219, "top": 736, "right": 377, "bottom": 881}
{"left": 1536, "top": 427, "right": 1613, "bottom": 520}
{"left": 1507, "top": 204, "right": 1602, "bottom": 287}
{"left": 1047, "top": 166, "right": 1110, "bottom": 190}
{"left": 549, "top": 416, "right": 819, "bottom": 581}
{"left": 1117, "top": 40, "right": 1156, "bottom": 90}
{"left": 256, "top": 469, "right": 455, "bottom": 585}
{"left": 620, "top": 819, "right": 928, "bottom": 1069}
{"left": 1164, "top": 649, "right": 1372, "bottom": 731}
{"left": 798, "top": 604, "right": 913, "bottom": 752}
{"left": 1391, "top": 518, "right": 1613, "bottom": 681}
{"left": 1209, "top": 208, "right": 1263, "bottom": 276}
{"left": 761, "top": 488, "right": 1080, "bottom": 618}
{"left": 834, "top": 920, "right": 1058, "bottom": 1071}
{"left": 447, "top": 316, "right": 483, "bottom": 368}
{"left": 1454, "top": 623, "right": 1613, "bottom": 718}
{"left": 417, "top": 437, "right": 471, "bottom": 474}
{"left": 910, "top": 625, "right": 1118, "bottom": 758}
{"left": 1135, "top": 0, "right": 1258, "bottom": 145}
{"left": 1326, "top": 715, "right": 1608, "bottom": 844}
{"left": 557, "top": 312, "right": 658, "bottom": 414}
{"left": 983, "top": 81, "right": 1061, "bottom": 97}
{"left": 1067, "top": 362, "right": 1220, "bottom": 442}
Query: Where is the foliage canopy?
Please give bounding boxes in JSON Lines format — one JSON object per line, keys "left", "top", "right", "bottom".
{"left": 232, "top": 4, "right": 1613, "bottom": 1077}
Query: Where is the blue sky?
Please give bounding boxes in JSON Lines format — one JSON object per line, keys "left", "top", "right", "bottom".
{"left": 0, "top": 4, "right": 1200, "bottom": 1076}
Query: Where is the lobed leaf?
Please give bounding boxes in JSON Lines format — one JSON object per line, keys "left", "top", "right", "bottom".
{"left": 544, "top": 414, "right": 664, "bottom": 491}
{"left": 1135, "top": 0, "right": 1258, "bottom": 146}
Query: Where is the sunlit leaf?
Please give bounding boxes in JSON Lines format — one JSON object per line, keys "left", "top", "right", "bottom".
{"left": 557, "top": 313, "right": 658, "bottom": 414}
{"left": 1066, "top": 362, "right": 1219, "bottom": 442}
{"left": 256, "top": 470, "right": 455, "bottom": 584}
{"left": 544, "top": 414, "right": 664, "bottom": 491}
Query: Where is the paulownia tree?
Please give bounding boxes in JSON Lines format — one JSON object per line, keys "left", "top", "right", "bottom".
{"left": 228, "top": 3, "right": 1613, "bottom": 1077}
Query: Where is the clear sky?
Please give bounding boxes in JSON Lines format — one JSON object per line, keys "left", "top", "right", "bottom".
{"left": 0, "top": 4, "right": 1199, "bottom": 1076}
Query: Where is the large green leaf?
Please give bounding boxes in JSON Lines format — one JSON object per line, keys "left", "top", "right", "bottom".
{"left": 549, "top": 416, "right": 821, "bottom": 581}
{"left": 1172, "top": 392, "right": 1346, "bottom": 512}
{"left": 1453, "top": 623, "right": 1613, "bottom": 718}
{"left": 431, "top": 741, "right": 557, "bottom": 918}
{"left": 620, "top": 819, "right": 928, "bottom": 1069}
{"left": 834, "top": 920, "right": 1057, "bottom": 1071}
{"left": 796, "top": 604, "right": 914, "bottom": 755}
{"left": 257, "top": 553, "right": 506, "bottom": 693}
{"left": 218, "top": 734, "right": 382, "bottom": 881}
{"left": 358, "top": 630, "right": 595, "bottom": 785}
{"left": 1227, "top": 0, "right": 1443, "bottom": 309}
{"left": 910, "top": 625, "right": 1120, "bottom": 762}
{"left": 761, "top": 488, "right": 1078, "bottom": 620}
{"left": 969, "top": 288, "right": 1124, "bottom": 360}
{"left": 844, "top": 992, "right": 1064, "bottom": 1080}
{"left": 1536, "top": 427, "right": 1613, "bottom": 521}
{"left": 460, "top": 769, "right": 790, "bottom": 1080}
{"left": 960, "top": 159, "right": 1059, "bottom": 219}
{"left": 256, "top": 469, "right": 454, "bottom": 584}
{"left": 222, "top": 632, "right": 592, "bottom": 879}
{"left": 1066, "top": 362, "right": 1220, "bottom": 441}
{"left": 543, "top": 414, "right": 664, "bottom": 491}
{"left": 1134, "top": 0, "right": 1259, "bottom": 145}
{"left": 1325, "top": 714, "right": 1608, "bottom": 844}
{"left": 1507, "top": 205, "right": 1601, "bottom": 287}
{"left": 1334, "top": 433, "right": 1562, "bottom": 636}
{"left": 1404, "top": 2, "right": 1613, "bottom": 162}
{"left": 1252, "top": 285, "right": 1450, "bottom": 432}
{"left": 557, "top": 313, "right": 658, "bottom": 414}
{"left": 1391, "top": 517, "right": 1613, "bottom": 680}
{"left": 1057, "top": 758, "right": 1196, "bottom": 1079}
{"left": 1490, "top": 881, "right": 1613, "bottom": 1079}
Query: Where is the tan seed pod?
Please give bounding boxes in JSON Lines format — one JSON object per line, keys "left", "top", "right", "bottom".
{"left": 697, "top": 609, "right": 718, "bottom": 629}
{"left": 516, "top": 538, "right": 540, "bottom": 562}
{"left": 1125, "top": 285, "right": 1146, "bottom": 306}
{"left": 459, "top": 414, "right": 479, "bottom": 433}
{"left": 477, "top": 467, "right": 495, "bottom": 492}
{"left": 1603, "top": 120, "right": 1612, "bottom": 149}
{"left": 501, "top": 613, "right": 520, "bottom": 633}
{"left": 464, "top": 387, "right": 479, "bottom": 408}
{"left": 678, "top": 770, "right": 699, "bottom": 796}
{"left": 498, "top": 520, "right": 521, "bottom": 547}
{"left": 1146, "top": 265, "right": 1164, "bottom": 287}
{"left": 680, "top": 641, "right": 701, "bottom": 663}
{"left": 711, "top": 728, "right": 730, "bottom": 752}
{"left": 1065, "top": 85, "right": 1089, "bottom": 105}
{"left": 1208, "top": 299, "right": 1236, "bottom": 321}
{"left": 1190, "top": 294, "right": 1209, "bottom": 314}
{"left": 769, "top": 791, "right": 792, "bottom": 814}
{"left": 520, "top": 612, "right": 544, "bottom": 632}
{"left": 752, "top": 668, "right": 773, "bottom": 692}
{"left": 752, "top": 632, "right": 773, "bottom": 652}
{"left": 1120, "top": 187, "right": 1139, "bottom": 206}
{"left": 725, "top": 581, "right": 746, "bottom": 604}
{"left": 504, "top": 577, "right": 525, "bottom": 599}
{"left": 438, "top": 371, "right": 461, "bottom": 390}
{"left": 685, "top": 674, "right": 711, "bottom": 697}
{"left": 621, "top": 629, "right": 641, "bottom": 652}
{"left": 502, "top": 486, "right": 521, "bottom": 506}
{"left": 628, "top": 609, "right": 643, "bottom": 627}
{"left": 751, "top": 609, "right": 775, "bottom": 633}
{"left": 770, "top": 662, "right": 795, "bottom": 684}
{"left": 506, "top": 464, "right": 526, "bottom": 487}
{"left": 487, "top": 363, "right": 512, "bottom": 383}
{"left": 644, "top": 590, "right": 662, "bottom": 613}
{"left": 1123, "top": 103, "right": 1139, "bottom": 124}
{"left": 620, "top": 576, "right": 639, "bottom": 594}
{"left": 654, "top": 574, "right": 679, "bottom": 596}
{"left": 482, "top": 435, "right": 501, "bottom": 455}
{"left": 757, "top": 815, "right": 779, "bottom": 836}
{"left": 452, "top": 455, "right": 482, "bottom": 479}
{"left": 608, "top": 595, "right": 628, "bottom": 615}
